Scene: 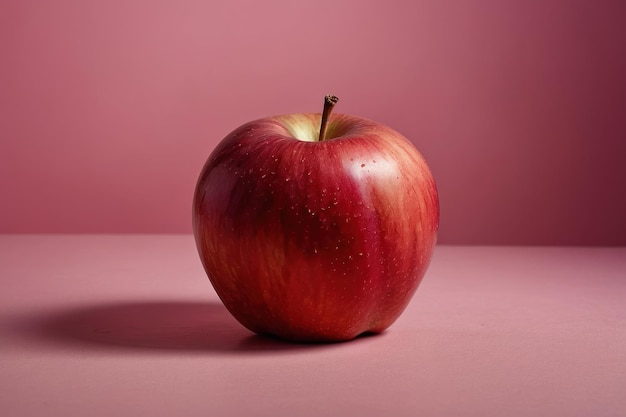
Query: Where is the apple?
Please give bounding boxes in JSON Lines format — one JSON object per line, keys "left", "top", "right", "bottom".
{"left": 192, "top": 95, "right": 439, "bottom": 342}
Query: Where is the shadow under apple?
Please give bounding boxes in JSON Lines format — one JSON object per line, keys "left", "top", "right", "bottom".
{"left": 26, "top": 300, "right": 377, "bottom": 354}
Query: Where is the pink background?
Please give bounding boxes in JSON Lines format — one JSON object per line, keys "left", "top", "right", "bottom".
{"left": 1, "top": 0, "right": 625, "bottom": 245}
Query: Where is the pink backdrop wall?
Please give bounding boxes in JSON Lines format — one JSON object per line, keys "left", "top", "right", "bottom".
{"left": 1, "top": 0, "right": 625, "bottom": 245}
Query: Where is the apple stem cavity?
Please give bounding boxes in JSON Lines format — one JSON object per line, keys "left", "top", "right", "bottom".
{"left": 318, "top": 94, "right": 339, "bottom": 142}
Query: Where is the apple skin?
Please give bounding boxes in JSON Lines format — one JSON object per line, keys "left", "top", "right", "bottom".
{"left": 192, "top": 112, "right": 439, "bottom": 342}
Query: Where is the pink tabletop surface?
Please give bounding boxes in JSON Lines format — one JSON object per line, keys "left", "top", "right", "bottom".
{"left": 1, "top": 235, "right": 625, "bottom": 416}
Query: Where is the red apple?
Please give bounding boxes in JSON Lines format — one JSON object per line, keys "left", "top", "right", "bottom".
{"left": 192, "top": 96, "right": 439, "bottom": 342}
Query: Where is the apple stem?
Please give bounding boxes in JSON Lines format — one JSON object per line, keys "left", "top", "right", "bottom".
{"left": 319, "top": 95, "right": 339, "bottom": 142}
